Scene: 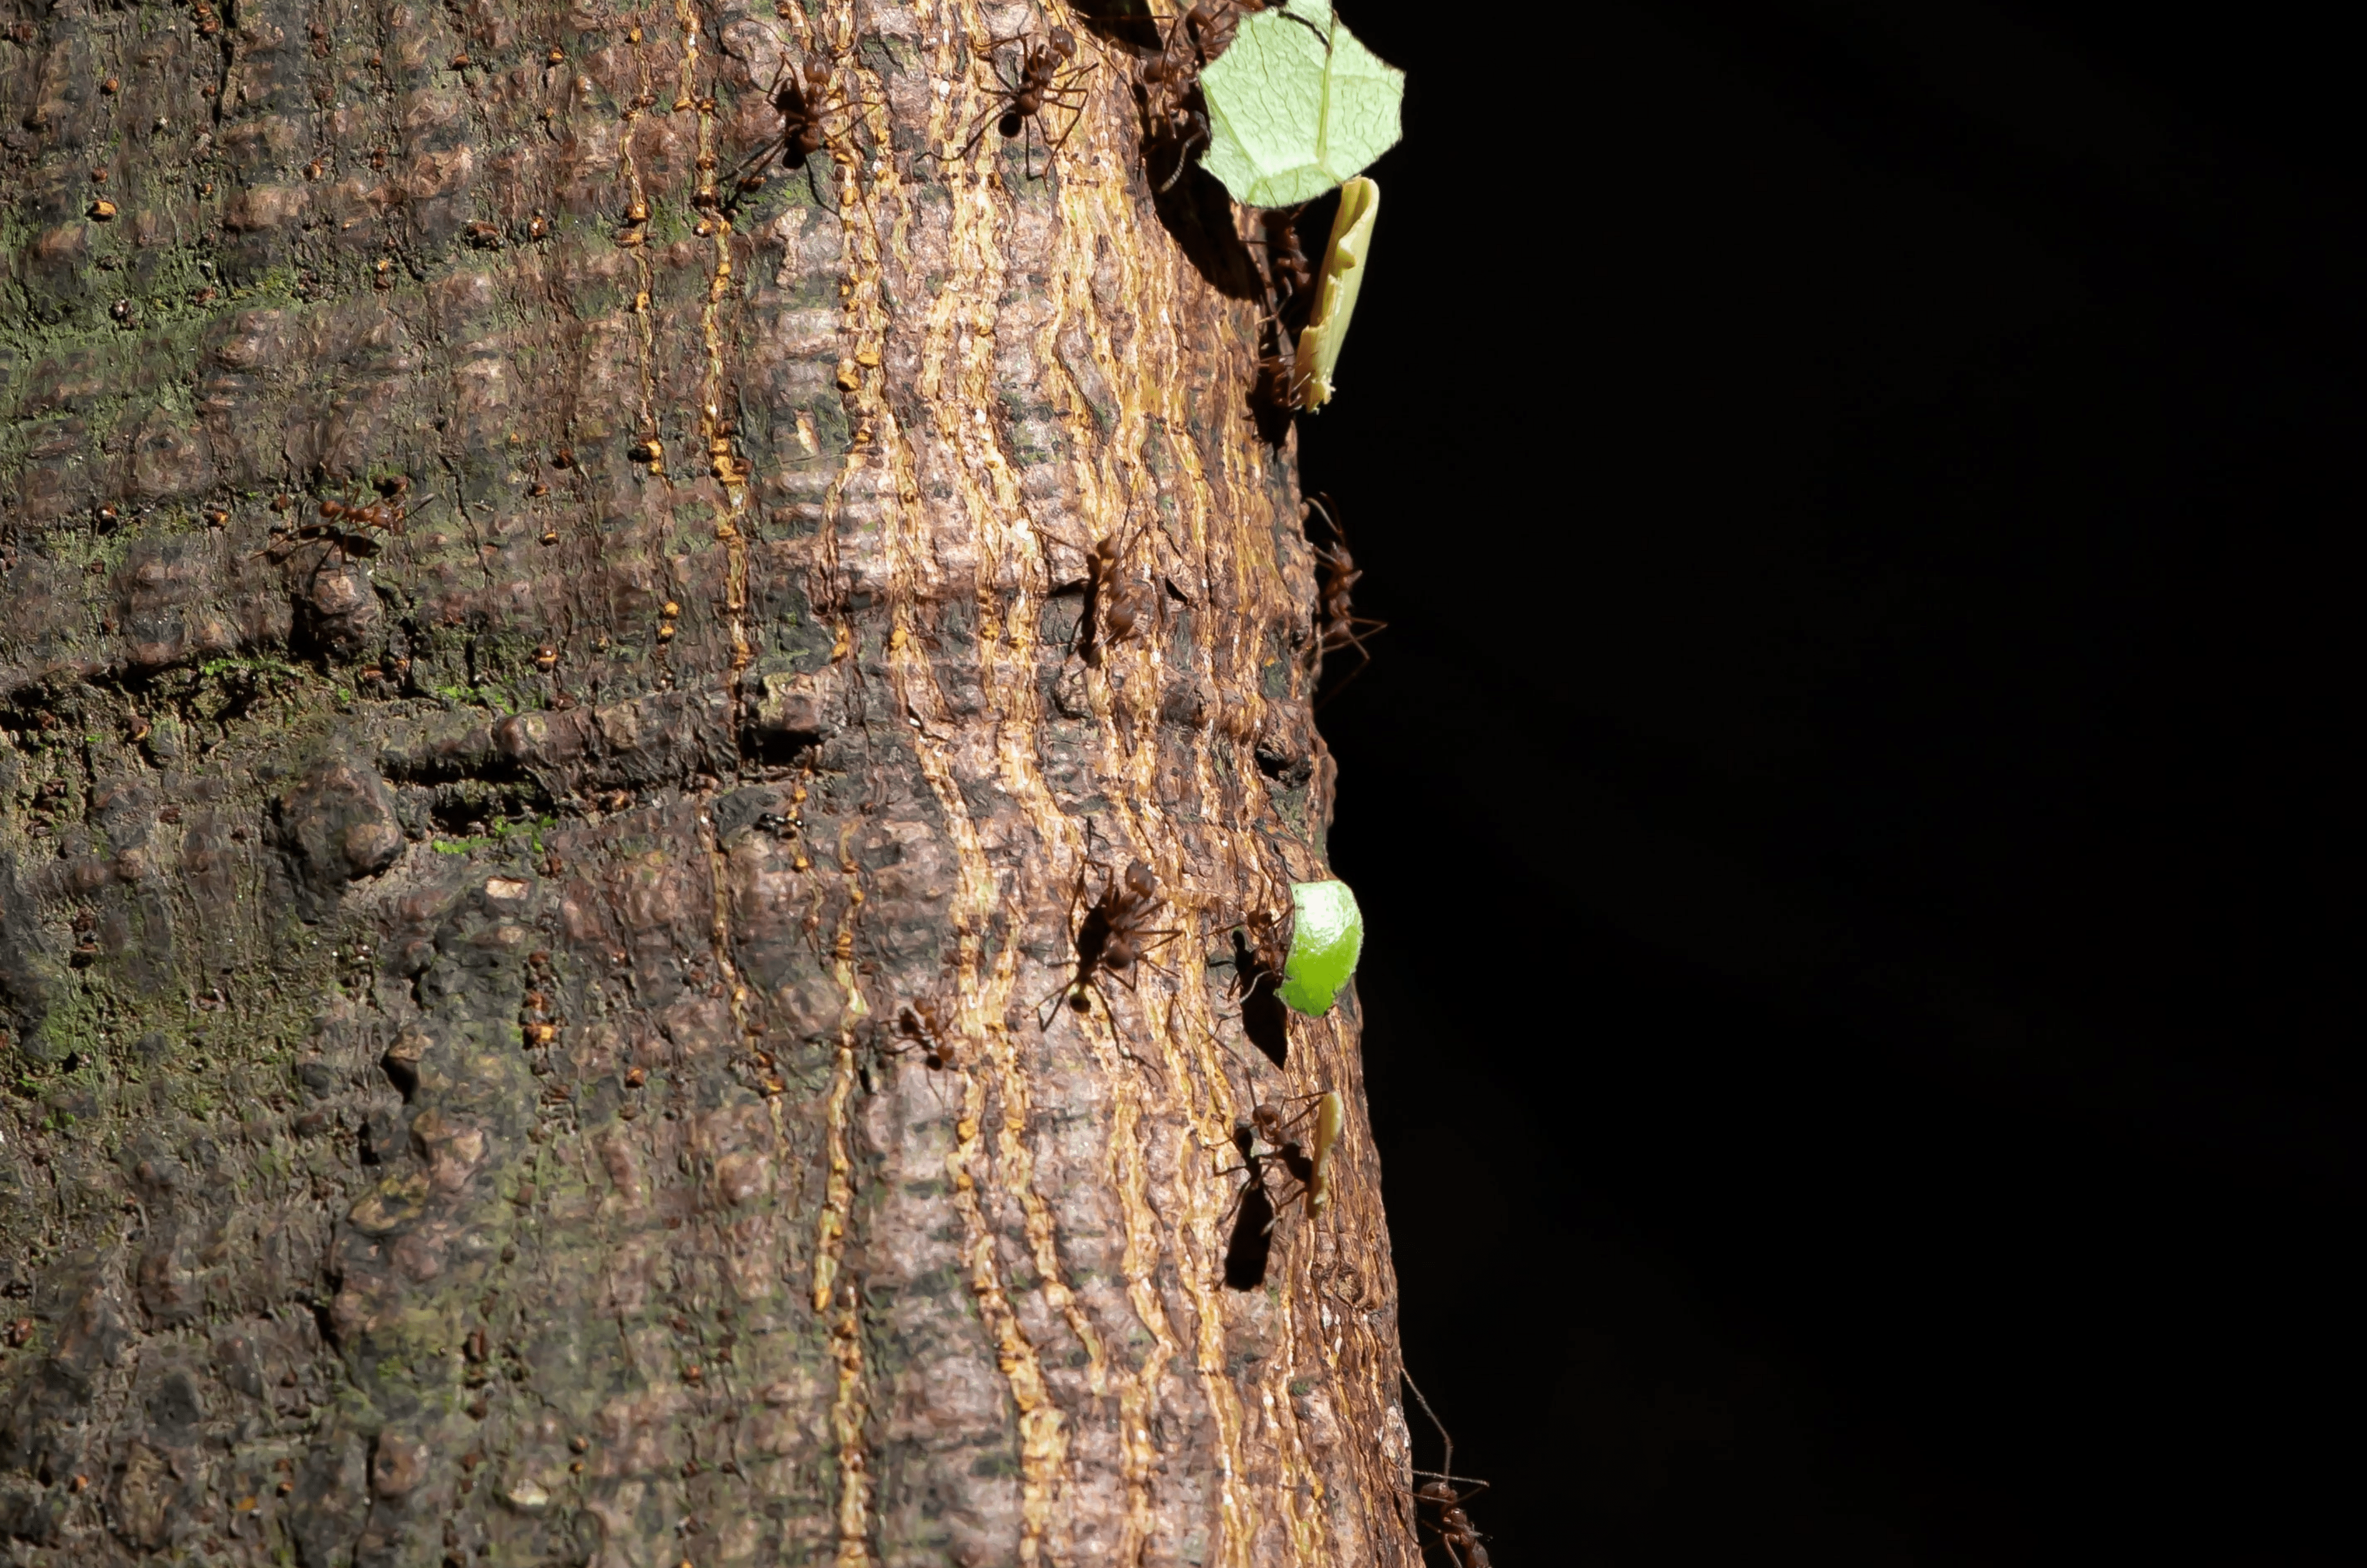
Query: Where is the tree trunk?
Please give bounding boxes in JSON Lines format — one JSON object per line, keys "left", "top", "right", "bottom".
{"left": 1, "top": 3, "right": 1412, "bottom": 1566}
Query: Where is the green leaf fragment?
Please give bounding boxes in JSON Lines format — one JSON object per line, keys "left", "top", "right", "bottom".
{"left": 1198, "top": 2, "right": 1405, "bottom": 208}
{"left": 1279, "top": 878, "right": 1363, "bottom": 1015}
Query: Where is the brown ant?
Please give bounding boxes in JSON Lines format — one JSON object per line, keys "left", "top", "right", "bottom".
{"left": 1402, "top": 1369, "right": 1492, "bottom": 1568}
{"left": 1037, "top": 848, "right": 1177, "bottom": 1030}
{"left": 725, "top": 52, "right": 872, "bottom": 214}
{"left": 1139, "top": 0, "right": 1243, "bottom": 190}
{"left": 1305, "top": 493, "right": 1384, "bottom": 699}
{"left": 880, "top": 998, "right": 956, "bottom": 1070}
{"left": 261, "top": 476, "right": 434, "bottom": 565}
{"left": 1069, "top": 526, "right": 1160, "bottom": 668}
{"left": 1249, "top": 204, "right": 1314, "bottom": 319}
{"left": 1249, "top": 318, "right": 1299, "bottom": 440}
{"left": 328, "top": 474, "right": 431, "bottom": 534}
{"left": 957, "top": 27, "right": 1094, "bottom": 180}
{"left": 1245, "top": 1091, "right": 1342, "bottom": 1219}
{"left": 1221, "top": 918, "right": 1291, "bottom": 1066}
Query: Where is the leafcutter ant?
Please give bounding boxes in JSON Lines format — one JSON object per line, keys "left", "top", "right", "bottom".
{"left": 1070, "top": 525, "right": 1162, "bottom": 668}
{"left": 726, "top": 52, "right": 873, "bottom": 214}
{"left": 326, "top": 474, "right": 433, "bottom": 537}
{"left": 1218, "top": 1089, "right": 1342, "bottom": 1287}
{"left": 1402, "top": 1369, "right": 1493, "bottom": 1568}
{"left": 1220, "top": 918, "right": 1291, "bottom": 1067}
{"left": 1036, "top": 848, "right": 1177, "bottom": 1030}
{"left": 261, "top": 476, "right": 434, "bottom": 566}
{"left": 1251, "top": 1090, "right": 1342, "bottom": 1217}
{"left": 1305, "top": 493, "right": 1384, "bottom": 699}
{"left": 1249, "top": 204, "right": 1314, "bottom": 320}
{"left": 879, "top": 998, "right": 956, "bottom": 1070}
{"left": 1139, "top": 0, "right": 1243, "bottom": 190}
{"left": 1249, "top": 318, "right": 1298, "bottom": 442}
{"left": 957, "top": 27, "right": 1094, "bottom": 180}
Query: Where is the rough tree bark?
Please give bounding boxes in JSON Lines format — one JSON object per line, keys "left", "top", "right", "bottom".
{"left": 0, "top": 1, "right": 1413, "bottom": 1565}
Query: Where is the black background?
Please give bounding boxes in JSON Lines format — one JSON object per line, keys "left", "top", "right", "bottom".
{"left": 1293, "top": 2, "right": 2363, "bottom": 1562}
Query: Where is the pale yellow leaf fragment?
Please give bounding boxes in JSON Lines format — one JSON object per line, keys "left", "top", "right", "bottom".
{"left": 1294, "top": 176, "right": 1379, "bottom": 410}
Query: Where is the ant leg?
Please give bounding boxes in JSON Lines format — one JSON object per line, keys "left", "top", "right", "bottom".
{"left": 1402, "top": 1367, "right": 1457, "bottom": 1481}
{"left": 1034, "top": 973, "right": 1082, "bottom": 1031}
{"left": 723, "top": 143, "right": 790, "bottom": 216}
{"left": 1303, "top": 492, "right": 1341, "bottom": 540}
{"left": 1088, "top": 976, "right": 1166, "bottom": 1076}
{"left": 954, "top": 99, "right": 1007, "bottom": 164}
{"left": 727, "top": 133, "right": 790, "bottom": 191}
{"left": 1313, "top": 641, "right": 1372, "bottom": 712}
{"left": 1258, "top": 1169, "right": 1318, "bottom": 1236}
{"left": 1212, "top": 1160, "right": 1263, "bottom": 1233}
{"left": 1036, "top": 857, "right": 1097, "bottom": 1028}
{"left": 952, "top": 50, "right": 1024, "bottom": 167}
{"left": 1041, "top": 80, "right": 1095, "bottom": 160}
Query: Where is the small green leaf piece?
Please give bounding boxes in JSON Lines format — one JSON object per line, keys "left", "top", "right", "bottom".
{"left": 1294, "top": 175, "right": 1378, "bottom": 409}
{"left": 1198, "top": 2, "right": 1405, "bottom": 208}
{"left": 1279, "top": 878, "right": 1363, "bottom": 1015}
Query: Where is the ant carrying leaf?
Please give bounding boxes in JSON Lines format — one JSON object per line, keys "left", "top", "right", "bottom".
{"left": 1220, "top": 918, "right": 1293, "bottom": 1067}
{"left": 1218, "top": 1088, "right": 1343, "bottom": 1287}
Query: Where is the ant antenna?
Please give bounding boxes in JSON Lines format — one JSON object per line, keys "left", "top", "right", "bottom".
{"left": 1402, "top": 1365, "right": 1454, "bottom": 1481}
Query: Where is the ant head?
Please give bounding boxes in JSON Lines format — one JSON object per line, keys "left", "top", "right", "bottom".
{"left": 1250, "top": 1103, "right": 1284, "bottom": 1141}
{"left": 1048, "top": 26, "right": 1076, "bottom": 58}
{"left": 1415, "top": 1479, "right": 1457, "bottom": 1505}
{"left": 1123, "top": 860, "right": 1159, "bottom": 898}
